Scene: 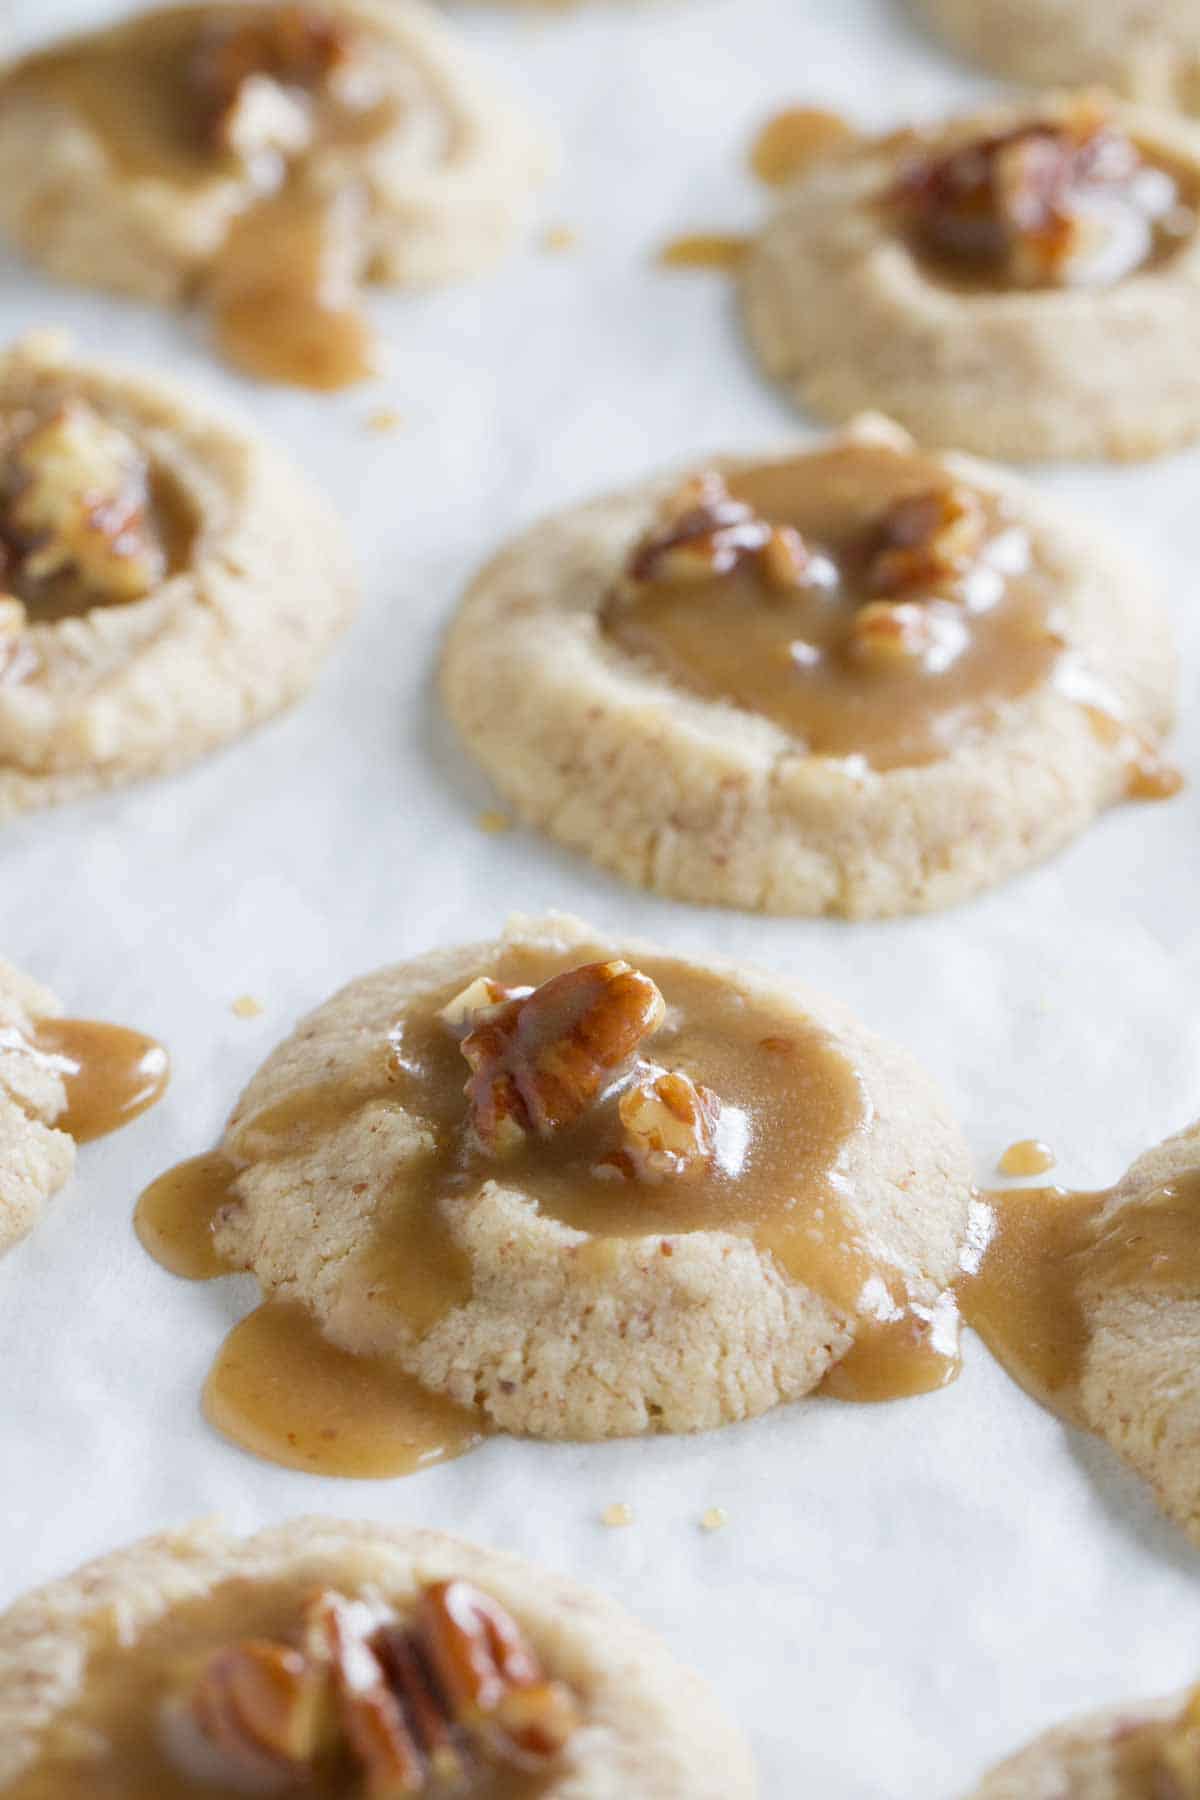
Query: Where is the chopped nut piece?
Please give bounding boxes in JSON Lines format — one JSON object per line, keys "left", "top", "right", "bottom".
{"left": 2, "top": 402, "right": 166, "bottom": 607}
{"left": 624, "top": 471, "right": 815, "bottom": 595}
{"left": 851, "top": 599, "right": 968, "bottom": 672}
{"left": 191, "top": 1638, "right": 336, "bottom": 1784}
{"left": 891, "top": 100, "right": 1157, "bottom": 286}
{"left": 305, "top": 1591, "right": 426, "bottom": 1796}
{"left": 867, "top": 485, "right": 987, "bottom": 598}
{"left": 418, "top": 1580, "right": 580, "bottom": 1765}
{"left": 190, "top": 4, "right": 352, "bottom": 152}
{"left": 437, "top": 975, "right": 521, "bottom": 1037}
{"left": 460, "top": 960, "right": 666, "bottom": 1154}
{"left": 611, "top": 1066, "right": 720, "bottom": 1183}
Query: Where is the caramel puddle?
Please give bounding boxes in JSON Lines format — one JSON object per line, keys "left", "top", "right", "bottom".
{"left": 750, "top": 106, "right": 856, "bottom": 187}
{"left": 657, "top": 232, "right": 750, "bottom": 271}
{"left": 997, "top": 1137, "right": 1056, "bottom": 1178}
{"left": 134, "top": 1151, "right": 237, "bottom": 1279}
{"left": 203, "top": 1300, "right": 483, "bottom": 1478}
{"left": 1, "top": 1018, "right": 170, "bottom": 1142}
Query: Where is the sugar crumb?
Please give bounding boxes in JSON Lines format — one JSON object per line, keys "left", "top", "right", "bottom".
{"left": 542, "top": 223, "right": 579, "bottom": 253}
{"left": 600, "top": 1502, "right": 634, "bottom": 1528}
{"left": 700, "top": 1507, "right": 729, "bottom": 1533}
{"left": 366, "top": 408, "right": 403, "bottom": 435}
{"left": 231, "top": 995, "right": 264, "bottom": 1019}
{"left": 476, "top": 809, "right": 512, "bottom": 836}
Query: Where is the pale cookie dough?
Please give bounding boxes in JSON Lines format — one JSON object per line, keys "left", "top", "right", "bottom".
{"left": 968, "top": 1687, "right": 1199, "bottom": 1798}
{"left": 742, "top": 93, "right": 1200, "bottom": 460}
{"left": 0, "top": 1516, "right": 758, "bottom": 1797}
{"left": 440, "top": 417, "right": 1177, "bottom": 919}
{"left": 0, "top": 0, "right": 551, "bottom": 307}
{"left": 212, "top": 911, "right": 974, "bottom": 1439}
{"left": 0, "top": 956, "right": 72, "bottom": 1258}
{"left": 1076, "top": 1119, "right": 1200, "bottom": 1545}
{"left": 0, "top": 331, "right": 356, "bottom": 820}
{"left": 916, "top": 0, "right": 1200, "bottom": 113}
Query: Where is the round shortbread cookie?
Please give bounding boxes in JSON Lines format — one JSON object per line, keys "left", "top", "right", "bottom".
{"left": 968, "top": 1690, "right": 1194, "bottom": 1798}
{"left": 0, "top": 331, "right": 357, "bottom": 820}
{"left": 211, "top": 911, "right": 975, "bottom": 1440}
{"left": 440, "top": 417, "right": 1176, "bottom": 919}
{"left": 916, "top": 0, "right": 1200, "bottom": 113}
{"left": 0, "top": 955, "right": 72, "bottom": 1258}
{"left": 0, "top": 1516, "right": 758, "bottom": 1797}
{"left": 0, "top": 0, "right": 552, "bottom": 306}
{"left": 742, "top": 93, "right": 1200, "bottom": 461}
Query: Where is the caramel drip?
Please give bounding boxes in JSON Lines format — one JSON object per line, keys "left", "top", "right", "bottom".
{"left": 657, "top": 232, "right": 750, "bottom": 271}
{"left": 203, "top": 1301, "right": 483, "bottom": 1478}
{"left": 606, "top": 441, "right": 1062, "bottom": 770}
{"left": 134, "top": 1152, "right": 238, "bottom": 1279}
{"left": 4, "top": 1018, "right": 170, "bottom": 1143}
{"left": 1081, "top": 703, "right": 1184, "bottom": 803}
{"left": 4, "top": 1574, "right": 543, "bottom": 1798}
{"left": 210, "top": 185, "right": 375, "bottom": 391}
{"left": 749, "top": 106, "right": 856, "bottom": 186}
{"left": 997, "top": 1138, "right": 1056, "bottom": 1177}
{"left": 960, "top": 1168, "right": 1200, "bottom": 1419}
{"left": 2, "top": 6, "right": 394, "bottom": 391}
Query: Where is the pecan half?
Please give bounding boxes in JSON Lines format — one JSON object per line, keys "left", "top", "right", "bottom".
{"left": 460, "top": 960, "right": 667, "bottom": 1153}
{"left": 891, "top": 100, "right": 1148, "bottom": 285}
{"left": 1, "top": 402, "right": 166, "bottom": 607}
{"left": 624, "top": 471, "right": 813, "bottom": 595}
{"left": 190, "top": 1638, "right": 336, "bottom": 1787}
{"left": 305, "top": 1592, "right": 426, "bottom": 1797}
{"left": 597, "top": 1066, "right": 720, "bottom": 1183}
{"left": 417, "top": 1581, "right": 580, "bottom": 1766}
{"left": 866, "top": 484, "right": 987, "bottom": 598}
{"left": 190, "top": 4, "right": 351, "bottom": 152}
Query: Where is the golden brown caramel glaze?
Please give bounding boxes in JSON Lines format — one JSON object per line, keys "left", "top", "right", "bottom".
{"left": 134, "top": 1152, "right": 239, "bottom": 1279}
{"left": 606, "top": 442, "right": 1061, "bottom": 770}
{"left": 892, "top": 107, "right": 1198, "bottom": 291}
{"left": 997, "top": 1137, "right": 1056, "bottom": 1177}
{"left": 750, "top": 106, "right": 857, "bottom": 187}
{"left": 657, "top": 232, "right": 750, "bottom": 270}
{"left": 1, "top": 6, "right": 395, "bottom": 390}
{"left": 960, "top": 1168, "right": 1200, "bottom": 1420}
{"left": 4, "top": 1574, "right": 558, "bottom": 1798}
{"left": 0, "top": 1017, "right": 169, "bottom": 1143}
{"left": 203, "top": 1301, "right": 483, "bottom": 1478}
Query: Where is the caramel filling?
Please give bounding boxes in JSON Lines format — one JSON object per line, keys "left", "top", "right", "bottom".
{"left": 892, "top": 109, "right": 1198, "bottom": 292}
{"left": 749, "top": 106, "right": 857, "bottom": 187}
{"left": 997, "top": 1137, "right": 1056, "bottom": 1177}
{"left": 606, "top": 442, "right": 1063, "bottom": 770}
{"left": 3, "top": 6, "right": 398, "bottom": 390}
{"left": 137, "top": 943, "right": 970, "bottom": 1477}
{"left": 960, "top": 1167, "right": 1200, "bottom": 1421}
{"left": 3, "top": 1017, "right": 169, "bottom": 1142}
{"left": 5, "top": 1575, "right": 564, "bottom": 1799}
{"left": 657, "top": 233, "right": 750, "bottom": 270}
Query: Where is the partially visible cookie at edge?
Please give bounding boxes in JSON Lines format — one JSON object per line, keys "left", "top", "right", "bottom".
{"left": 0, "top": 956, "right": 72, "bottom": 1258}
{"left": 0, "top": 331, "right": 357, "bottom": 820}
{"left": 0, "top": 1516, "right": 759, "bottom": 1797}
{"left": 967, "top": 1686, "right": 1200, "bottom": 1798}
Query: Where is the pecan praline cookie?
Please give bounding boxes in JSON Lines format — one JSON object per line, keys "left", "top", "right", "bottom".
{"left": 210, "top": 911, "right": 975, "bottom": 1439}
{"left": 0, "top": 332, "right": 356, "bottom": 819}
{"left": 0, "top": 957, "right": 73, "bottom": 1258}
{"left": 441, "top": 416, "right": 1177, "bottom": 919}
{"left": 968, "top": 1685, "right": 1200, "bottom": 1798}
{"left": 743, "top": 93, "right": 1200, "bottom": 460}
{"left": 917, "top": 0, "right": 1200, "bottom": 113}
{"left": 0, "top": 1517, "right": 758, "bottom": 1797}
{"left": 0, "top": 0, "right": 552, "bottom": 384}
{"left": 966, "top": 1117, "right": 1200, "bottom": 1546}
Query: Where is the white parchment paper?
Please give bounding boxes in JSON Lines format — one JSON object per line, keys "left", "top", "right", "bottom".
{"left": 1, "top": 0, "right": 1199, "bottom": 1792}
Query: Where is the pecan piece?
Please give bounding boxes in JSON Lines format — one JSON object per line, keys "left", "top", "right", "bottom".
{"left": 850, "top": 599, "right": 969, "bottom": 672}
{"left": 190, "top": 4, "right": 352, "bottom": 152}
{"left": 417, "top": 1580, "right": 580, "bottom": 1766}
{"left": 190, "top": 1638, "right": 336, "bottom": 1786}
{"left": 891, "top": 100, "right": 1149, "bottom": 286}
{"left": 606, "top": 1066, "right": 721, "bottom": 1183}
{"left": 2, "top": 401, "right": 166, "bottom": 606}
{"left": 304, "top": 1592, "right": 426, "bottom": 1797}
{"left": 866, "top": 485, "right": 987, "bottom": 598}
{"left": 460, "top": 960, "right": 666, "bottom": 1153}
{"left": 624, "top": 471, "right": 813, "bottom": 595}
